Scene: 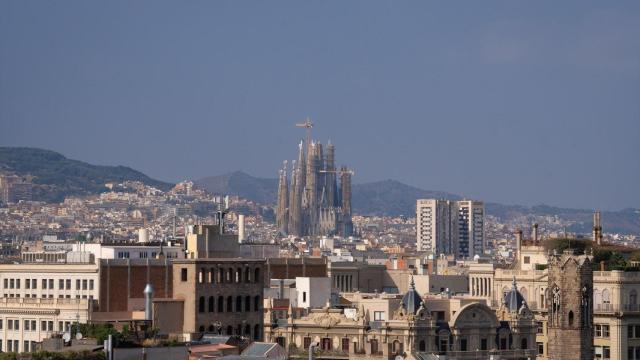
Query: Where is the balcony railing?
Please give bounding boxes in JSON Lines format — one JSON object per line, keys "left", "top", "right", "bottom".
{"left": 594, "top": 303, "right": 640, "bottom": 313}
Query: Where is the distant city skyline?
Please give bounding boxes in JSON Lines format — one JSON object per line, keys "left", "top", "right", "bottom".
{"left": 1, "top": 1, "right": 639, "bottom": 210}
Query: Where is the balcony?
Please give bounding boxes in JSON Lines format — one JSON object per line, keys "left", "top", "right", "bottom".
{"left": 418, "top": 349, "right": 537, "bottom": 359}
{"left": 593, "top": 303, "right": 640, "bottom": 314}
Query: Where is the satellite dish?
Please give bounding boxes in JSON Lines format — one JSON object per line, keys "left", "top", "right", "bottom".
{"left": 63, "top": 333, "right": 71, "bottom": 343}
{"left": 76, "top": 332, "right": 83, "bottom": 340}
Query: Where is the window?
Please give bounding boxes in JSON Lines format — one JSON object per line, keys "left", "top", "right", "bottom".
{"left": 198, "top": 296, "right": 205, "bottom": 313}
{"left": 42, "top": 279, "right": 47, "bottom": 289}
{"left": 521, "top": 338, "right": 528, "bottom": 350}
{"left": 524, "top": 256, "right": 530, "bottom": 264}
{"left": 16, "top": 279, "right": 20, "bottom": 289}
{"left": 82, "top": 279, "right": 87, "bottom": 290}
{"left": 596, "top": 324, "right": 610, "bottom": 338}
{"left": 208, "top": 296, "right": 214, "bottom": 312}
{"left": 236, "top": 296, "right": 242, "bottom": 312}
{"left": 26, "top": 279, "right": 30, "bottom": 289}
{"left": 181, "top": 268, "right": 188, "bottom": 282}
{"left": 304, "top": 337, "right": 311, "bottom": 349}
{"left": 342, "top": 338, "right": 350, "bottom": 352}
{"left": 374, "top": 311, "right": 386, "bottom": 321}
{"left": 32, "top": 279, "right": 36, "bottom": 289}
{"left": 369, "top": 339, "right": 378, "bottom": 354}
{"left": 10, "top": 279, "right": 14, "bottom": 289}
{"left": 303, "top": 291, "right": 307, "bottom": 302}
{"left": 481, "top": 338, "right": 488, "bottom": 351}
{"left": 322, "top": 337, "right": 332, "bottom": 351}
{"left": 537, "top": 342, "right": 544, "bottom": 355}
{"left": 76, "top": 279, "right": 80, "bottom": 290}
{"left": 89, "top": 280, "right": 94, "bottom": 290}
{"left": 568, "top": 311, "right": 574, "bottom": 326}
{"left": 419, "top": 340, "right": 426, "bottom": 352}
{"left": 48, "top": 321, "right": 53, "bottom": 331}
{"left": 254, "top": 295, "right": 261, "bottom": 311}
{"left": 66, "top": 279, "right": 71, "bottom": 289}
{"left": 276, "top": 337, "right": 286, "bottom": 348}
{"left": 245, "top": 295, "right": 251, "bottom": 311}
{"left": 537, "top": 321, "right": 544, "bottom": 334}
{"left": 227, "top": 296, "right": 233, "bottom": 312}
{"left": 460, "top": 338, "right": 467, "bottom": 351}
{"left": 49, "top": 279, "right": 53, "bottom": 289}
{"left": 218, "top": 296, "right": 224, "bottom": 312}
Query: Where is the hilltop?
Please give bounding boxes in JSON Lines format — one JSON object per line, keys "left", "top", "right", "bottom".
{"left": 0, "top": 147, "right": 173, "bottom": 202}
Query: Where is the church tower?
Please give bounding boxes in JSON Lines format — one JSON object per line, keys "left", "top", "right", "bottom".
{"left": 547, "top": 248, "right": 593, "bottom": 360}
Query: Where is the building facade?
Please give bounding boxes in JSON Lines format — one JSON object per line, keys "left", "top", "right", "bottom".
{"left": 416, "top": 199, "right": 484, "bottom": 258}
{"left": 171, "top": 258, "right": 265, "bottom": 341}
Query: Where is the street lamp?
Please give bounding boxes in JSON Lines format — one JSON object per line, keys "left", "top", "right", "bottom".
{"left": 308, "top": 341, "right": 319, "bottom": 360}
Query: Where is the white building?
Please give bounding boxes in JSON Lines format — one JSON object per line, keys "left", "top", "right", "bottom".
{"left": 296, "top": 277, "right": 331, "bottom": 310}
{"left": 71, "top": 242, "right": 184, "bottom": 260}
{"left": 0, "top": 257, "right": 99, "bottom": 352}
{"left": 416, "top": 199, "right": 484, "bottom": 258}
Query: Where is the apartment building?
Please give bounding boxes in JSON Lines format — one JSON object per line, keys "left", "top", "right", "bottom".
{"left": 0, "top": 254, "right": 98, "bottom": 352}
{"left": 416, "top": 199, "right": 484, "bottom": 258}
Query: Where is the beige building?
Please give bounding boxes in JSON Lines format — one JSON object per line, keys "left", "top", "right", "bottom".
{"left": 264, "top": 278, "right": 536, "bottom": 359}
{"left": 469, "top": 238, "right": 640, "bottom": 360}
{"left": 0, "top": 256, "right": 99, "bottom": 352}
{"left": 167, "top": 258, "right": 265, "bottom": 341}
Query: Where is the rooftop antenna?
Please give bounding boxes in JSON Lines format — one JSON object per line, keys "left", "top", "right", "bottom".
{"left": 295, "top": 117, "right": 314, "bottom": 146}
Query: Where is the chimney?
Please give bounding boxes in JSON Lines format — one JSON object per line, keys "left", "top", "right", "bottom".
{"left": 515, "top": 229, "right": 523, "bottom": 258}
{"left": 593, "top": 211, "right": 602, "bottom": 245}
{"left": 532, "top": 223, "right": 539, "bottom": 243}
{"left": 238, "top": 214, "right": 245, "bottom": 243}
{"left": 143, "top": 284, "right": 154, "bottom": 322}
{"left": 600, "top": 261, "right": 605, "bottom": 272}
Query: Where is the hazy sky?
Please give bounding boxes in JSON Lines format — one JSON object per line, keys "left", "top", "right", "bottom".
{"left": 1, "top": 1, "right": 639, "bottom": 210}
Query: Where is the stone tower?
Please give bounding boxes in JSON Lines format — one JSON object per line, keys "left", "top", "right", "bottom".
{"left": 547, "top": 248, "right": 593, "bottom": 360}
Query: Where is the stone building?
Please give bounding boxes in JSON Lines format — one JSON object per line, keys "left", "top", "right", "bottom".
{"left": 264, "top": 277, "right": 536, "bottom": 359}
{"left": 547, "top": 249, "right": 593, "bottom": 360}
{"left": 166, "top": 258, "right": 265, "bottom": 341}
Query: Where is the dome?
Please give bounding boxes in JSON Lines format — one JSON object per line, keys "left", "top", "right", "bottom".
{"left": 402, "top": 276, "right": 424, "bottom": 315}
{"left": 503, "top": 277, "right": 526, "bottom": 313}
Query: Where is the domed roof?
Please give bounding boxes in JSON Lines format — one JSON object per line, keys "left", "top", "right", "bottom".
{"left": 402, "top": 276, "right": 424, "bottom": 315}
{"left": 503, "top": 277, "right": 526, "bottom": 313}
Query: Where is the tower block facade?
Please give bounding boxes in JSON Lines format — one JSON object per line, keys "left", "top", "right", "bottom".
{"left": 547, "top": 249, "right": 593, "bottom": 360}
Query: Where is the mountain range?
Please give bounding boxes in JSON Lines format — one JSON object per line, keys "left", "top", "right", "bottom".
{"left": 195, "top": 171, "right": 640, "bottom": 236}
{"left": 1, "top": 147, "right": 637, "bottom": 235}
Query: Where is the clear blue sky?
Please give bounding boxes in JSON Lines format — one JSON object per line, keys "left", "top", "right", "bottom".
{"left": 1, "top": 1, "right": 639, "bottom": 210}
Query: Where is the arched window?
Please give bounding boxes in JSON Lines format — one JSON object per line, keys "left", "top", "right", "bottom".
{"left": 245, "top": 268, "right": 251, "bottom": 282}
{"left": 209, "top": 268, "right": 214, "bottom": 283}
{"left": 254, "top": 324, "right": 261, "bottom": 340}
{"left": 419, "top": 340, "right": 426, "bottom": 352}
{"left": 245, "top": 295, "right": 251, "bottom": 311}
{"left": 254, "top": 268, "right": 261, "bottom": 283}
{"left": 254, "top": 295, "right": 261, "bottom": 311}
{"left": 236, "top": 324, "right": 242, "bottom": 335}
{"left": 521, "top": 338, "right": 528, "bottom": 349}
{"left": 630, "top": 290, "right": 638, "bottom": 306}
{"left": 393, "top": 340, "right": 402, "bottom": 354}
{"left": 218, "top": 296, "right": 224, "bottom": 312}
{"left": 227, "top": 268, "right": 233, "bottom": 282}
{"left": 244, "top": 324, "right": 251, "bottom": 336}
{"left": 198, "top": 296, "right": 205, "bottom": 313}
{"left": 236, "top": 296, "right": 242, "bottom": 312}
{"left": 198, "top": 268, "right": 204, "bottom": 283}
{"left": 199, "top": 325, "right": 205, "bottom": 332}
{"left": 208, "top": 296, "right": 214, "bottom": 312}
{"left": 236, "top": 268, "right": 242, "bottom": 283}
{"left": 602, "top": 289, "right": 611, "bottom": 303}
{"left": 217, "top": 268, "right": 223, "bottom": 283}
{"left": 568, "top": 311, "right": 574, "bottom": 326}
{"left": 227, "top": 296, "right": 233, "bottom": 312}
{"left": 226, "top": 325, "right": 233, "bottom": 335}
{"left": 208, "top": 325, "right": 214, "bottom": 332}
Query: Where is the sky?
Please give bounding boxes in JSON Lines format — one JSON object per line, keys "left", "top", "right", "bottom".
{"left": 1, "top": 1, "right": 639, "bottom": 211}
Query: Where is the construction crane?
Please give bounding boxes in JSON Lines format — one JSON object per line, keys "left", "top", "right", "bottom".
{"left": 318, "top": 168, "right": 355, "bottom": 176}
{"left": 295, "top": 117, "right": 313, "bottom": 145}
